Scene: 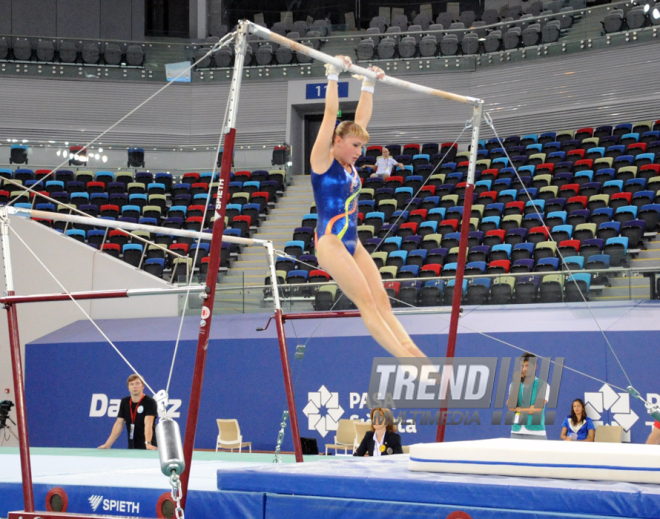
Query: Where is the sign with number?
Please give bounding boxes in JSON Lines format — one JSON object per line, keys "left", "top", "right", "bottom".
{"left": 306, "top": 82, "right": 349, "bottom": 99}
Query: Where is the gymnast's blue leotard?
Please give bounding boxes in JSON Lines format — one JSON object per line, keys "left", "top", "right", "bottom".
{"left": 311, "top": 158, "right": 362, "bottom": 256}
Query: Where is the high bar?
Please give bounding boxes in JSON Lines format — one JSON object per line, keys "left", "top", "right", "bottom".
{"left": 9, "top": 207, "right": 263, "bottom": 247}
{"left": 245, "top": 21, "right": 482, "bottom": 107}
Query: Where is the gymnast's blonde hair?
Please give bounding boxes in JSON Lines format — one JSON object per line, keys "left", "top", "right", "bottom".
{"left": 333, "top": 121, "right": 370, "bottom": 145}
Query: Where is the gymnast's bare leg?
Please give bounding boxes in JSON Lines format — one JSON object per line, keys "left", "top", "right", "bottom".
{"left": 310, "top": 56, "right": 426, "bottom": 358}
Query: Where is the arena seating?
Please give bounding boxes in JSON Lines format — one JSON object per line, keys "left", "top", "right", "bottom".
{"left": 282, "top": 118, "right": 660, "bottom": 308}
{"left": 0, "top": 39, "right": 145, "bottom": 66}
{"left": 0, "top": 167, "right": 287, "bottom": 281}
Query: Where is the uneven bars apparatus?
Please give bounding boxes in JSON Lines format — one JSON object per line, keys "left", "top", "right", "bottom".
{"left": 4, "top": 19, "right": 485, "bottom": 517}
{"left": 244, "top": 21, "right": 485, "bottom": 445}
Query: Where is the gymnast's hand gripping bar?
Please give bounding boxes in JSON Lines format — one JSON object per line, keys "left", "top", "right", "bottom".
{"left": 244, "top": 21, "right": 482, "bottom": 107}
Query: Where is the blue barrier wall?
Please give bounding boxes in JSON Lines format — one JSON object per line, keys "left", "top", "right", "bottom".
{"left": 25, "top": 301, "right": 660, "bottom": 451}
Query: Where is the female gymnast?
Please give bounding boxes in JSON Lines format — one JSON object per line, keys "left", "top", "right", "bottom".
{"left": 310, "top": 55, "right": 426, "bottom": 358}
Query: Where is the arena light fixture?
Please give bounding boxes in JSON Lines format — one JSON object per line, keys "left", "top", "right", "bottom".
{"left": 653, "top": 7, "right": 660, "bottom": 18}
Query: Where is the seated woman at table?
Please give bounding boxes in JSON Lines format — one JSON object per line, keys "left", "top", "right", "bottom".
{"left": 560, "top": 398, "right": 595, "bottom": 442}
{"left": 354, "top": 408, "right": 403, "bottom": 457}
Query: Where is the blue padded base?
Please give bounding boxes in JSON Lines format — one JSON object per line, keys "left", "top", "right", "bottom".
{"left": 217, "top": 455, "right": 660, "bottom": 519}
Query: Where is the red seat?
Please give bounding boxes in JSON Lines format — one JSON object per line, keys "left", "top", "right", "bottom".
{"left": 528, "top": 226, "right": 550, "bottom": 240}
{"left": 420, "top": 185, "right": 436, "bottom": 195}
{"left": 400, "top": 222, "right": 419, "bottom": 233}
{"left": 384, "top": 280, "right": 401, "bottom": 296}
{"left": 403, "top": 143, "right": 421, "bottom": 155}
{"left": 457, "top": 161, "right": 470, "bottom": 169}
{"left": 488, "top": 259, "right": 510, "bottom": 273}
{"left": 535, "top": 163, "right": 554, "bottom": 175}
{"left": 640, "top": 164, "right": 660, "bottom": 176}
{"left": 478, "top": 191, "right": 498, "bottom": 204}
{"left": 559, "top": 183, "right": 580, "bottom": 198}
{"left": 309, "top": 269, "right": 331, "bottom": 283}
{"left": 610, "top": 192, "right": 632, "bottom": 204}
{"left": 366, "top": 145, "right": 383, "bottom": 154}
{"left": 421, "top": 264, "right": 441, "bottom": 276}
{"left": 627, "top": 142, "right": 647, "bottom": 153}
{"left": 251, "top": 191, "right": 269, "bottom": 202}
{"left": 386, "top": 176, "right": 404, "bottom": 188}
{"left": 234, "top": 170, "right": 251, "bottom": 181}
{"left": 410, "top": 209, "right": 428, "bottom": 220}
{"left": 191, "top": 182, "right": 208, "bottom": 192}
{"left": 169, "top": 243, "right": 189, "bottom": 254}
{"left": 439, "top": 219, "right": 458, "bottom": 232}
{"left": 575, "top": 127, "right": 594, "bottom": 140}
{"left": 567, "top": 149, "right": 585, "bottom": 159}
{"left": 484, "top": 229, "right": 505, "bottom": 244}
{"left": 558, "top": 239, "right": 580, "bottom": 256}
{"left": 182, "top": 172, "right": 200, "bottom": 184}
{"left": 87, "top": 181, "right": 105, "bottom": 192}
{"left": 566, "top": 196, "right": 587, "bottom": 209}
{"left": 480, "top": 169, "right": 499, "bottom": 180}
{"left": 233, "top": 214, "right": 251, "bottom": 226}
{"left": 574, "top": 158, "right": 593, "bottom": 169}
{"left": 505, "top": 201, "right": 525, "bottom": 214}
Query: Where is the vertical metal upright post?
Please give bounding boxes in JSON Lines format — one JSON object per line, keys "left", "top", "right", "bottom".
{"left": 436, "top": 101, "right": 484, "bottom": 443}
{"left": 0, "top": 207, "right": 35, "bottom": 512}
{"left": 179, "top": 21, "right": 249, "bottom": 508}
{"left": 266, "top": 242, "right": 304, "bottom": 462}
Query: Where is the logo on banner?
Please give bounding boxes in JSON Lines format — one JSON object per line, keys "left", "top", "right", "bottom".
{"left": 585, "top": 383, "right": 639, "bottom": 439}
{"left": 88, "top": 494, "right": 140, "bottom": 514}
{"left": 302, "top": 385, "right": 344, "bottom": 437}
{"left": 89, "top": 495, "right": 103, "bottom": 512}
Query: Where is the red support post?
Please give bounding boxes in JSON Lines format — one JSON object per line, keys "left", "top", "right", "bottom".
{"left": 274, "top": 309, "right": 304, "bottom": 462}
{"left": 6, "top": 294, "right": 35, "bottom": 512}
{"left": 179, "top": 129, "right": 236, "bottom": 507}
{"left": 436, "top": 183, "right": 475, "bottom": 443}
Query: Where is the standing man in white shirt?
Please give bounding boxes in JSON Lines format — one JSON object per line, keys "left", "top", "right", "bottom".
{"left": 508, "top": 353, "right": 550, "bottom": 440}
{"left": 365, "top": 147, "right": 404, "bottom": 178}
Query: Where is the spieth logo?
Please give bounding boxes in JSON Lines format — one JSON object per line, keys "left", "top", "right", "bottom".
{"left": 585, "top": 383, "right": 639, "bottom": 441}
{"left": 89, "top": 495, "right": 103, "bottom": 512}
{"left": 303, "top": 385, "right": 344, "bottom": 437}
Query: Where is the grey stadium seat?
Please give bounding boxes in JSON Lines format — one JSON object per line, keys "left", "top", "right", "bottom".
{"left": 392, "top": 14, "right": 409, "bottom": 31}
{"left": 58, "top": 41, "right": 78, "bottom": 63}
{"left": 377, "top": 36, "right": 396, "bottom": 59}
{"left": 419, "top": 35, "right": 437, "bottom": 56}
{"left": 519, "top": 13, "right": 534, "bottom": 31}
{"left": 215, "top": 46, "right": 233, "bottom": 67}
{"left": 194, "top": 47, "right": 211, "bottom": 68}
{"left": 408, "top": 24, "right": 423, "bottom": 44}
{"left": 602, "top": 10, "right": 624, "bottom": 33}
{"left": 0, "top": 37, "right": 8, "bottom": 60}
{"left": 365, "top": 27, "right": 381, "bottom": 45}
{"left": 481, "top": 9, "right": 499, "bottom": 25}
{"left": 126, "top": 45, "right": 144, "bottom": 66}
{"left": 484, "top": 30, "right": 502, "bottom": 52}
{"left": 398, "top": 36, "right": 417, "bottom": 58}
{"left": 570, "top": 0, "right": 586, "bottom": 9}
{"left": 558, "top": 7, "right": 574, "bottom": 30}
{"left": 461, "top": 32, "right": 479, "bottom": 54}
{"left": 440, "top": 34, "right": 458, "bottom": 56}
{"left": 36, "top": 40, "right": 55, "bottom": 62}
{"left": 503, "top": 27, "right": 521, "bottom": 49}
{"left": 305, "top": 30, "right": 321, "bottom": 50}
{"left": 13, "top": 37, "right": 32, "bottom": 61}
{"left": 542, "top": 20, "right": 561, "bottom": 43}
{"left": 104, "top": 43, "right": 122, "bottom": 65}
{"left": 626, "top": 7, "right": 646, "bottom": 30}
{"left": 459, "top": 10, "right": 476, "bottom": 27}
{"left": 526, "top": 0, "right": 543, "bottom": 16}
{"left": 449, "top": 22, "right": 466, "bottom": 43}
{"left": 543, "top": 0, "right": 563, "bottom": 14}
{"left": 82, "top": 42, "right": 100, "bottom": 64}
{"left": 471, "top": 21, "right": 488, "bottom": 38}
{"left": 295, "top": 41, "right": 313, "bottom": 63}
{"left": 385, "top": 26, "right": 401, "bottom": 43}
{"left": 356, "top": 39, "right": 375, "bottom": 60}
{"left": 255, "top": 44, "right": 273, "bottom": 65}
{"left": 370, "top": 16, "right": 387, "bottom": 33}
{"left": 413, "top": 12, "right": 432, "bottom": 30}
{"left": 271, "top": 22, "right": 287, "bottom": 36}
{"left": 292, "top": 20, "right": 308, "bottom": 36}
{"left": 522, "top": 23, "right": 541, "bottom": 46}
{"left": 437, "top": 12, "right": 454, "bottom": 29}
{"left": 275, "top": 42, "right": 293, "bottom": 64}
{"left": 312, "top": 19, "right": 329, "bottom": 37}
{"left": 428, "top": 23, "right": 444, "bottom": 33}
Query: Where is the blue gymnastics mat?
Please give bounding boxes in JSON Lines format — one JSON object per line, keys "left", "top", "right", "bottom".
{"left": 216, "top": 455, "right": 660, "bottom": 519}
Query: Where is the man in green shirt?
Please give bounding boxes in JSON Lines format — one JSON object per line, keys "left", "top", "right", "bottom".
{"left": 508, "top": 353, "right": 549, "bottom": 440}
